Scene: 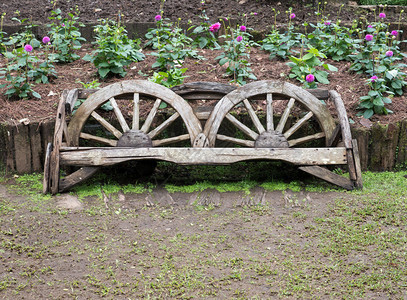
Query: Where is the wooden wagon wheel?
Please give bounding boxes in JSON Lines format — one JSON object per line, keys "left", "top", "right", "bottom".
{"left": 58, "top": 80, "right": 202, "bottom": 192}
{"left": 203, "top": 80, "right": 337, "bottom": 148}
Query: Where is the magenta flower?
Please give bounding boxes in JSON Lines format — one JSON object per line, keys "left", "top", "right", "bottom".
{"left": 240, "top": 25, "right": 246, "bottom": 32}
{"left": 306, "top": 74, "right": 315, "bottom": 83}
{"left": 155, "top": 15, "right": 162, "bottom": 21}
{"left": 209, "top": 22, "right": 221, "bottom": 32}
{"left": 385, "top": 50, "right": 393, "bottom": 57}
{"left": 61, "top": 23, "right": 65, "bottom": 27}
{"left": 236, "top": 35, "right": 243, "bottom": 42}
{"left": 253, "top": 12, "right": 257, "bottom": 15}
{"left": 379, "top": 12, "right": 386, "bottom": 19}
{"left": 324, "top": 21, "right": 331, "bottom": 26}
{"left": 42, "top": 36, "right": 50, "bottom": 44}
{"left": 391, "top": 30, "right": 398, "bottom": 36}
{"left": 290, "top": 13, "right": 296, "bottom": 19}
{"left": 370, "top": 75, "right": 378, "bottom": 82}
{"left": 367, "top": 25, "right": 373, "bottom": 28}
{"left": 365, "top": 34, "right": 373, "bottom": 41}
{"left": 24, "top": 44, "right": 33, "bottom": 52}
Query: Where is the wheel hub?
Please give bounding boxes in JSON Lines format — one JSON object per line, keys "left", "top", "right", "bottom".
{"left": 117, "top": 130, "right": 152, "bottom": 147}
{"left": 255, "top": 130, "right": 289, "bottom": 148}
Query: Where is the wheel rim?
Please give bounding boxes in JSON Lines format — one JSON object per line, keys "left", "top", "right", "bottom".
{"left": 67, "top": 80, "right": 202, "bottom": 148}
{"left": 203, "top": 80, "right": 336, "bottom": 148}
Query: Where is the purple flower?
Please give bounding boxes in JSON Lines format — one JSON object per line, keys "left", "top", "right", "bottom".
{"left": 367, "top": 25, "right": 373, "bottom": 28}
{"left": 379, "top": 12, "right": 386, "bottom": 19}
{"left": 253, "top": 12, "right": 257, "bottom": 15}
{"left": 370, "top": 75, "right": 378, "bottom": 82}
{"left": 209, "top": 22, "right": 221, "bottom": 32}
{"left": 239, "top": 25, "right": 246, "bottom": 32}
{"left": 290, "top": 13, "right": 296, "bottom": 19}
{"left": 324, "top": 21, "right": 331, "bottom": 26}
{"left": 61, "top": 23, "right": 65, "bottom": 27}
{"left": 24, "top": 44, "right": 33, "bottom": 52}
{"left": 365, "top": 34, "right": 373, "bottom": 41}
{"left": 391, "top": 30, "right": 398, "bottom": 36}
{"left": 42, "top": 36, "right": 50, "bottom": 44}
{"left": 385, "top": 50, "right": 393, "bottom": 57}
{"left": 236, "top": 35, "right": 243, "bottom": 42}
{"left": 306, "top": 74, "right": 315, "bottom": 83}
{"left": 155, "top": 15, "right": 162, "bottom": 21}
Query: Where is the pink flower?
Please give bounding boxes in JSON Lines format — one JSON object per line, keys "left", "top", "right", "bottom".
{"left": 209, "top": 22, "right": 221, "bottom": 32}
{"left": 42, "top": 36, "right": 50, "bottom": 44}
{"left": 306, "top": 74, "right": 315, "bottom": 83}
{"left": 24, "top": 44, "right": 33, "bottom": 52}
{"left": 370, "top": 75, "right": 378, "bottom": 82}
{"left": 253, "top": 12, "right": 257, "bottom": 15}
{"left": 290, "top": 13, "right": 296, "bottom": 19}
{"left": 365, "top": 34, "right": 373, "bottom": 41}
{"left": 61, "top": 23, "right": 65, "bottom": 27}
{"left": 367, "top": 25, "right": 373, "bottom": 28}
{"left": 236, "top": 35, "right": 243, "bottom": 42}
{"left": 155, "top": 15, "right": 162, "bottom": 21}
{"left": 379, "top": 12, "right": 386, "bottom": 19}
{"left": 324, "top": 21, "right": 331, "bottom": 26}
{"left": 239, "top": 25, "right": 246, "bottom": 32}
{"left": 391, "top": 30, "right": 398, "bottom": 36}
{"left": 385, "top": 50, "right": 393, "bottom": 57}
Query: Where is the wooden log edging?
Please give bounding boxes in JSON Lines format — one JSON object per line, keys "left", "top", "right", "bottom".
{"left": 1, "top": 118, "right": 407, "bottom": 174}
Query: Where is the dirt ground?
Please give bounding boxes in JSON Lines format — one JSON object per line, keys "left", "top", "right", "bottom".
{"left": 0, "top": 170, "right": 407, "bottom": 299}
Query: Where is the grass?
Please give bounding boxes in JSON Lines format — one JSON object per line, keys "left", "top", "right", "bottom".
{"left": 0, "top": 169, "right": 406, "bottom": 298}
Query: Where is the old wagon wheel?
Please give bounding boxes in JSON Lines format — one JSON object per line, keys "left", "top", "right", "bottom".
{"left": 59, "top": 80, "right": 202, "bottom": 192}
{"left": 203, "top": 80, "right": 337, "bottom": 149}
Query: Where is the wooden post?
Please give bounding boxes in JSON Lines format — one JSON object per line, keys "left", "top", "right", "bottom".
{"left": 351, "top": 127, "right": 370, "bottom": 171}
{"left": 370, "top": 122, "right": 400, "bottom": 171}
{"left": 396, "top": 119, "right": 407, "bottom": 167}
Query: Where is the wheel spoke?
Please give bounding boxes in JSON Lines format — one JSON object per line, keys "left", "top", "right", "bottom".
{"left": 216, "top": 134, "right": 255, "bottom": 147}
{"left": 276, "top": 98, "right": 295, "bottom": 133}
{"left": 243, "top": 99, "right": 265, "bottom": 134}
{"left": 288, "top": 132, "right": 325, "bottom": 147}
{"left": 148, "top": 112, "right": 180, "bottom": 139}
{"left": 266, "top": 93, "right": 274, "bottom": 131}
{"left": 109, "top": 97, "right": 130, "bottom": 133}
{"left": 141, "top": 98, "right": 162, "bottom": 133}
{"left": 152, "top": 134, "right": 190, "bottom": 147}
{"left": 80, "top": 132, "right": 118, "bottom": 146}
{"left": 284, "top": 111, "right": 314, "bottom": 139}
{"left": 132, "top": 93, "right": 139, "bottom": 130}
{"left": 91, "top": 111, "right": 122, "bottom": 139}
{"left": 225, "top": 113, "right": 259, "bottom": 140}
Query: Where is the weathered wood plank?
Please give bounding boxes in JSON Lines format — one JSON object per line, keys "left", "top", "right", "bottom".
{"left": 90, "top": 111, "right": 122, "bottom": 139}
{"left": 352, "top": 139, "right": 363, "bottom": 189}
{"left": 132, "top": 92, "right": 139, "bottom": 130}
{"left": 370, "top": 122, "right": 400, "bottom": 171}
{"left": 14, "top": 124, "right": 31, "bottom": 173}
{"left": 59, "top": 166, "right": 100, "bottom": 193}
{"left": 29, "top": 123, "right": 42, "bottom": 172}
{"left": 59, "top": 147, "right": 347, "bottom": 166}
{"left": 329, "top": 90, "right": 352, "bottom": 148}
{"left": 288, "top": 132, "right": 325, "bottom": 147}
{"left": 147, "top": 112, "right": 180, "bottom": 139}
{"left": 80, "top": 132, "right": 118, "bottom": 146}
{"left": 243, "top": 99, "right": 265, "bottom": 134}
{"left": 140, "top": 98, "right": 161, "bottom": 133}
{"left": 152, "top": 134, "right": 190, "bottom": 147}
{"left": 276, "top": 98, "right": 295, "bottom": 133}
{"left": 351, "top": 127, "right": 370, "bottom": 171}
{"left": 225, "top": 113, "right": 258, "bottom": 140}
{"left": 42, "top": 143, "right": 52, "bottom": 194}
{"left": 299, "top": 166, "right": 355, "bottom": 190}
{"left": 266, "top": 93, "right": 274, "bottom": 131}
{"left": 284, "top": 111, "right": 313, "bottom": 139}
{"left": 110, "top": 97, "right": 130, "bottom": 132}
{"left": 216, "top": 134, "right": 255, "bottom": 147}
{"left": 396, "top": 119, "right": 407, "bottom": 166}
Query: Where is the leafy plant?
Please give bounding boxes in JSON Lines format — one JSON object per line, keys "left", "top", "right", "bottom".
{"left": 3, "top": 13, "right": 40, "bottom": 49}
{"left": 0, "top": 13, "right": 6, "bottom": 53}
{"left": 287, "top": 46, "right": 337, "bottom": 88}
{"left": 146, "top": 16, "right": 202, "bottom": 71}
{"left": 47, "top": 6, "right": 85, "bottom": 62}
{"left": 83, "top": 19, "right": 144, "bottom": 79}
{"left": 0, "top": 45, "right": 41, "bottom": 99}
{"left": 216, "top": 25, "right": 257, "bottom": 85}
{"left": 358, "top": 76, "right": 393, "bottom": 118}
{"left": 149, "top": 67, "right": 188, "bottom": 88}
{"left": 189, "top": 7, "right": 220, "bottom": 49}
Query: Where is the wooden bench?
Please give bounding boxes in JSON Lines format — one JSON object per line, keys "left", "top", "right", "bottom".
{"left": 43, "top": 80, "right": 362, "bottom": 194}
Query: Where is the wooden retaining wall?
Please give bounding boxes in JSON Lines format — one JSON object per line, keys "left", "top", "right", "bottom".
{"left": 1, "top": 119, "right": 406, "bottom": 174}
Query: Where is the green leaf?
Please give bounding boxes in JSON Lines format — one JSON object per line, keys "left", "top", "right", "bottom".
{"left": 363, "top": 109, "right": 374, "bottom": 119}
{"left": 98, "top": 68, "right": 110, "bottom": 78}
{"left": 314, "top": 73, "right": 329, "bottom": 84}
{"left": 219, "top": 57, "right": 228, "bottom": 66}
{"left": 32, "top": 91, "right": 41, "bottom": 99}
{"left": 159, "top": 102, "right": 168, "bottom": 109}
{"left": 323, "top": 64, "right": 338, "bottom": 72}
{"left": 373, "top": 97, "right": 384, "bottom": 107}
{"left": 82, "top": 54, "right": 93, "bottom": 62}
